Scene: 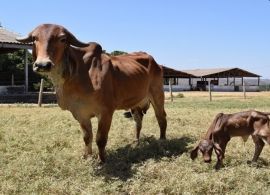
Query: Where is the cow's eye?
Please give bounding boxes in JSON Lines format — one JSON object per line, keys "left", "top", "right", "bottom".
{"left": 32, "top": 36, "right": 37, "bottom": 42}
{"left": 59, "top": 36, "right": 66, "bottom": 43}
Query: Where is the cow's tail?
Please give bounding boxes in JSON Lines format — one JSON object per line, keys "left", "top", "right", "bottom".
{"left": 123, "top": 111, "right": 133, "bottom": 118}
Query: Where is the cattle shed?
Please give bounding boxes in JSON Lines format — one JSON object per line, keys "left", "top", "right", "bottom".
{"left": 163, "top": 67, "right": 261, "bottom": 92}
{"left": 0, "top": 25, "right": 32, "bottom": 94}
{"left": 162, "top": 65, "right": 195, "bottom": 91}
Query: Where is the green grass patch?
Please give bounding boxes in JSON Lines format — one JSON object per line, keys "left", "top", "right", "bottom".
{"left": 1, "top": 93, "right": 270, "bottom": 194}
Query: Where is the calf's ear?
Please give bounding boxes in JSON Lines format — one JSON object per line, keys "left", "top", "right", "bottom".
{"left": 213, "top": 143, "right": 222, "bottom": 156}
{"left": 190, "top": 145, "right": 199, "bottom": 160}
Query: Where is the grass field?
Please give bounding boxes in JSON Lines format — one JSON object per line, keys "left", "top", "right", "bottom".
{"left": 1, "top": 92, "right": 270, "bottom": 194}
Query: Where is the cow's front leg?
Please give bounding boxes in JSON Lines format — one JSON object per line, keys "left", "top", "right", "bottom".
{"left": 96, "top": 112, "right": 113, "bottom": 163}
{"left": 80, "top": 120, "right": 93, "bottom": 159}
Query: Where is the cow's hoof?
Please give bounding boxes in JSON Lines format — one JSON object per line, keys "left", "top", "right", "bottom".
{"left": 98, "top": 154, "right": 106, "bottom": 163}
{"left": 214, "top": 163, "right": 223, "bottom": 170}
{"left": 247, "top": 160, "right": 257, "bottom": 166}
{"left": 82, "top": 154, "right": 93, "bottom": 160}
{"left": 131, "top": 139, "right": 140, "bottom": 146}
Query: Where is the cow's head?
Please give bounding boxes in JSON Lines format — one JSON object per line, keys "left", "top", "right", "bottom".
{"left": 191, "top": 139, "right": 214, "bottom": 163}
{"left": 16, "top": 24, "right": 88, "bottom": 74}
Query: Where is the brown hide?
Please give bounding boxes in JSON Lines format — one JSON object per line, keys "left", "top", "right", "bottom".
{"left": 191, "top": 110, "right": 270, "bottom": 169}
{"left": 16, "top": 24, "right": 167, "bottom": 162}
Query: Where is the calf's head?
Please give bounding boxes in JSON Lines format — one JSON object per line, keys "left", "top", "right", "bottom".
{"left": 16, "top": 24, "right": 88, "bottom": 74}
{"left": 191, "top": 137, "right": 224, "bottom": 163}
{"left": 191, "top": 139, "right": 214, "bottom": 163}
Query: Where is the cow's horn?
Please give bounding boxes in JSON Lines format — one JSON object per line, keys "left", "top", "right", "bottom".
{"left": 16, "top": 35, "right": 32, "bottom": 43}
{"left": 66, "top": 30, "right": 89, "bottom": 48}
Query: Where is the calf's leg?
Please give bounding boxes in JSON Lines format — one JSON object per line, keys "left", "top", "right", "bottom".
{"left": 214, "top": 141, "right": 228, "bottom": 170}
{"left": 251, "top": 135, "right": 265, "bottom": 162}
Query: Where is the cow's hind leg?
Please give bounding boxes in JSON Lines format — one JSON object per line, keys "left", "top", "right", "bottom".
{"left": 79, "top": 120, "right": 93, "bottom": 159}
{"left": 149, "top": 91, "right": 167, "bottom": 139}
{"left": 96, "top": 112, "right": 113, "bottom": 163}
{"left": 251, "top": 135, "right": 265, "bottom": 162}
{"left": 132, "top": 109, "right": 143, "bottom": 141}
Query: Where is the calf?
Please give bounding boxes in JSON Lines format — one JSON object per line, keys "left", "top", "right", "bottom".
{"left": 191, "top": 110, "right": 270, "bottom": 169}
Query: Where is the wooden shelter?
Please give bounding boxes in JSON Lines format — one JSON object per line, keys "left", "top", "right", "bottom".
{"left": 0, "top": 25, "right": 32, "bottom": 92}
{"left": 162, "top": 65, "right": 194, "bottom": 85}
{"left": 183, "top": 67, "right": 261, "bottom": 87}
{"left": 162, "top": 66, "right": 261, "bottom": 91}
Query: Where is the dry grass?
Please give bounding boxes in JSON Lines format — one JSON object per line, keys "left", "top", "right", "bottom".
{"left": 1, "top": 92, "right": 270, "bottom": 194}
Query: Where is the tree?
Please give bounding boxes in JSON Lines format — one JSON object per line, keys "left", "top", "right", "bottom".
{"left": 0, "top": 50, "right": 53, "bottom": 91}
{"left": 102, "top": 50, "right": 128, "bottom": 56}
{"left": 110, "top": 50, "right": 128, "bottom": 56}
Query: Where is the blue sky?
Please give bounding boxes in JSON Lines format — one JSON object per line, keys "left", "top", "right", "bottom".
{"left": 1, "top": 0, "right": 270, "bottom": 78}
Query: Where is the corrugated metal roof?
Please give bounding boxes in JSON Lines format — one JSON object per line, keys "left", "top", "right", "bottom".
{"left": 183, "top": 68, "right": 231, "bottom": 77}
{"left": 0, "top": 27, "right": 20, "bottom": 44}
{"left": 182, "top": 67, "right": 260, "bottom": 78}
{"left": 162, "top": 65, "right": 194, "bottom": 78}
{"left": 0, "top": 26, "right": 31, "bottom": 45}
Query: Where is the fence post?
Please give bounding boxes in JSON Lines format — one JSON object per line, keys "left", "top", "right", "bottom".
{"left": 209, "top": 83, "right": 212, "bottom": 102}
{"left": 169, "top": 79, "right": 173, "bottom": 102}
{"left": 38, "top": 79, "right": 44, "bottom": 107}
{"left": 243, "top": 80, "right": 246, "bottom": 99}
{"left": 11, "top": 74, "right": 14, "bottom": 86}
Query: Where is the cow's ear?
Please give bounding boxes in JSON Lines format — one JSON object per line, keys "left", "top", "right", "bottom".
{"left": 32, "top": 44, "right": 37, "bottom": 61}
{"left": 89, "top": 56, "right": 111, "bottom": 91}
{"left": 62, "top": 48, "right": 76, "bottom": 78}
{"left": 89, "top": 57, "right": 102, "bottom": 90}
{"left": 65, "top": 29, "right": 88, "bottom": 48}
{"left": 83, "top": 43, "right": 103, "bottom": 64}
{"left": 190, "top": 145, "right": 199, "bottom": 160}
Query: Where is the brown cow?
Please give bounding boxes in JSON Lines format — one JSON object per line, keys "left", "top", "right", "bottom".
{"left": 16, "top": 24, "right": 167, "bottom": 162}
{"left": 190, "top": 110, "right": 270, "bottom": 169}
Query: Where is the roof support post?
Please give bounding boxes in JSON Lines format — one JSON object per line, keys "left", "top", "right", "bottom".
{"left": 24, "top": 49, "right": 28, "bottom": 93}
{"left": 258, "top": 77, "right": 260, "bottom": 86}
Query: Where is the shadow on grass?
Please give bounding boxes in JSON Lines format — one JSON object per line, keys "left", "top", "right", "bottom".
{"left": 94, "top": 136, "right": 193, "bottom": 181}
{"left": 246, "top": 158, "right": 270, "bottom": 168}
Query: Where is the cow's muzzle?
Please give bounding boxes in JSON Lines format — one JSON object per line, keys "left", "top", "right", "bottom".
{"left": 33, "top": 61, "right": 53, "bottom": 72}
{"left": 203, "top": 155, "right": 212, "bottom": 163}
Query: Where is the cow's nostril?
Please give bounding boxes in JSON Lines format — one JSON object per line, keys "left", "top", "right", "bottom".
{"left": 33, "top": 61, "right": 52, "bottom": 72}
{"left": 46, "top": 62, "right": 52, "bottom": 69}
